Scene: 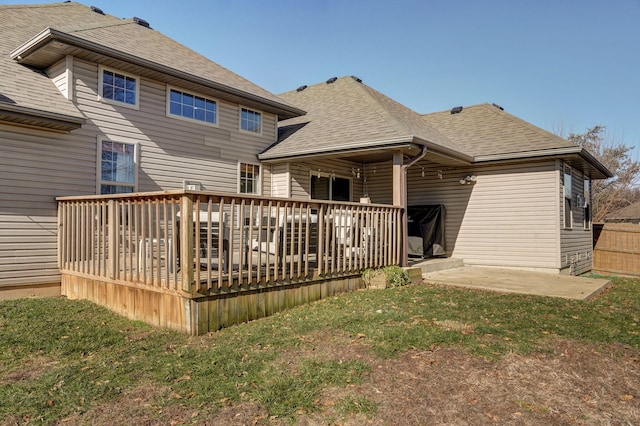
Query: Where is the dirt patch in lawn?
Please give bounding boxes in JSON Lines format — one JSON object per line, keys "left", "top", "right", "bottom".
{"left": 300, "top": 338, "right": 640, "bottom": 425}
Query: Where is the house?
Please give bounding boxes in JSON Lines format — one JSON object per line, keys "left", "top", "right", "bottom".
{"left": 0, "top": 1, "right": 304, "bottom": 299}
{"left": 1, "top": 2, "right": 612, "bottom": 332}
{"left": 265, "top": 76, "right": 611, "bottom": 275}
{"left": 604, "top": 201, "right": 640, "bottom": 225}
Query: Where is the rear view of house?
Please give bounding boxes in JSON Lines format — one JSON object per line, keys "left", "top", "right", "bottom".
{"left": 1, "top": 2, "right": 612, "bottom": 333}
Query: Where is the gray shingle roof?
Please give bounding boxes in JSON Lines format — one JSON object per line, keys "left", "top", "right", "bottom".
{"left": 0, "top": 2, "right": 302, "bottom": 128}
{"left": 262, "top": 76, "right": 466, "bottom": 161}
{"left": 422, "top": 103, "right": 578, "bottom": 158}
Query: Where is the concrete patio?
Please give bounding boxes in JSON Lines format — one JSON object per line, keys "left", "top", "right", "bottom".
{"left": 420, "top": 264, "right": 612, "bottom": 300}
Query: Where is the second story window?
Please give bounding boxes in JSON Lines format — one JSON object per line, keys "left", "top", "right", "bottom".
{"left": 99, "top": 66, "right": 139, "bottom": 108}
{"left": 168, "top": 88, "right": 217, "bottom": 125}
{"left": 240, "top": 107, "right": 262, "bottom": 133}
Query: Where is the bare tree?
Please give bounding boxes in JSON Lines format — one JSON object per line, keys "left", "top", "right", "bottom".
{"left": 566, "top": 126, "right": 640, "bottom": 222}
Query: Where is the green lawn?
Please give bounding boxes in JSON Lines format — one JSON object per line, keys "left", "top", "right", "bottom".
{"left": 1, "top": 277, "right": 638, "bottom": 424}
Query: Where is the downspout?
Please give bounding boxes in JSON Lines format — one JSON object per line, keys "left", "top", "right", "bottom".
{"left": 399, "top": 145, "right": 428, "bottom": 266}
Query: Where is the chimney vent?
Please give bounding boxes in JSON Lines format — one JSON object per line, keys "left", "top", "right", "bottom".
{"left": 326, "top": 77, "right": 338, "bottom": 84}
{"left": 296, "top": 85, "right": 307, "bottom": 92}
{"left": 450, "top": 106, "right": 463, "bottom": 114}
{"left": 91, "top": 6, "right": 104, "bottom": 15}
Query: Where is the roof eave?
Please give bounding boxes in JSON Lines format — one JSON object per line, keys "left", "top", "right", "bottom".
{"left": 473, "top": 147, "right": 613, "bottom": 179}
{"left": 259, "top": 136, "right": 473, "bottom": 163}
{"left": 0, "top": 103, "right": 85, "bottom": 132}
{"left": 11, "top": 28, "right": 306, "bottom": 120}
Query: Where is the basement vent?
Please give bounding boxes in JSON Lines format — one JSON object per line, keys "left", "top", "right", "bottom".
{"left": 492, "top": 103, "right": 504, "bottom": 111}
{"left": 450, "top": 106, "right": 463, "bottom": 114}
{"left": 90, "top": 5, "right": 104, "bottom": 15}
{"left": 326, "top": 77, "right": 338, "bottom": 84}
{"left": 296, "top": 85, "right": 307, "bottom": 92}
{"left": 351, "top": 75, "right": 362, "bottom": 83}
{"left": 133, "top": 17, "right": 151, "bottom": 28}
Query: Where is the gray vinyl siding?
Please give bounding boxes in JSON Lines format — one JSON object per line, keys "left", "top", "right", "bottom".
{"left": 368, "top": 159, "right": 561, "bottom": 271}
{"left": 0, "top": 58, "right": 280, "bottom": 290}
{"left": 559, "top": 161, "right": 593, "bottom": 274}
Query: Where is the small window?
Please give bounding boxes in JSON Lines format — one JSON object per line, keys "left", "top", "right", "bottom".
{"left": 99, "top": 66, "right": 139, "bottom": 108}
{"left": 584, "top": 177, "right": 591, "bottom": 230}
{"left": 168, "top": 88, "right": 217, "bottom": 125}
{"left": 563, "top": 164, "right": 573, "bottom": 229}
{"left": 240, "top": 107, "right": 262, "bottom": 133}
{"left": 563, "top": 164, "right": 572, "bottom": 199}
{"left": 239, "top": 163, "right": 260, "bottom": 194}
{"left": 98, "top": 139, "right": 137, "bottom": 194}
{"left": 564, "top": 198, "right": 573, "bottom": 229}
{"left": 310, "top": 174, "right": 351, "bottom": 202}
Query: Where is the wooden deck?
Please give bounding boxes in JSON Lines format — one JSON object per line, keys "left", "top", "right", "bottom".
{"left": 57, "top": 190, "right": 402, "bottom": 334}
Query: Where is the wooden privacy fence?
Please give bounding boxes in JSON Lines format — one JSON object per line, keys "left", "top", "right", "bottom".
{"left": 593, "top": 223, "right": 640, "bottom": 277}
{"left": 57, "top": 190, "right": 402, "bottom": 333}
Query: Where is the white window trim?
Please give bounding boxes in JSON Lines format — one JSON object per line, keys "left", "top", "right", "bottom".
{"left": 237, "top": 161, "right": 262, "bottom": 195}
{"left": 98, "top": 65, "right": 140, "bottom": 110}
{"left": 166, "top": 85, "right": 219, "bottom": 127}
{"left": 239, "top": 106, "right": 263, "bottom": 135}
{"left": 309, "top": 171, "right": 352, "bottom": 201}
{"left": 96, "top": 136, "right": 139, "bottom": 195}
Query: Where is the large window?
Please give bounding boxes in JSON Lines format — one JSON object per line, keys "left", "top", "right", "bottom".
{"left": 99, "top": 139, "right": 137, "bottom": 194}
{"left": 239, "top": 163, "right": 260, "bottom": 194}
{"left": 99, "top": 66, "right": 139, "bottom": 108}
{"left": 240, "top": 107, "right": 261, "bottom": 133}
{"left": 168, "top": 88, "right": 217, "bottom": 125}
{"left": 310, "top": 175, "right": 351, "bottom": 201}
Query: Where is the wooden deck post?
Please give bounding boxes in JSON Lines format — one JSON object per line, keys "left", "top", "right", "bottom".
{"left": 180, "top": 194, "right": 195, "bottom": 293}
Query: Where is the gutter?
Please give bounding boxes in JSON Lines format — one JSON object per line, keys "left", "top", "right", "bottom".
{"left": 11, "top": 28, "right": 306, "bottom": 120}
{"left": 474, "top": 146, "right": 612, "bottom": 179}
{"left": 259, "top": 135, "right": 473, "bottom": 163}
{"left": 0, "top": 102, "right": 85, "bottom": 130}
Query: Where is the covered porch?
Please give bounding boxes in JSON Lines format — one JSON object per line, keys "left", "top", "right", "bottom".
{"left": 57, "top": 190, "right": 402, "bottom": 334}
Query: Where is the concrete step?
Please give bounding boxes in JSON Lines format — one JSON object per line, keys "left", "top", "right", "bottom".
{"left": 410, "top": 258, "right": 464, "bottom": 274}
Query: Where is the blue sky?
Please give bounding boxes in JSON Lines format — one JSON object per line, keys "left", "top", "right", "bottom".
{"left": 6, "top": 0, "right": 640, "bottom": 158}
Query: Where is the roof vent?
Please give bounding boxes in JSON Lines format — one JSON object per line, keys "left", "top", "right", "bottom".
{"left": 133, "top": 17, "right": 151, "bottom": 28}
{"left": 90, "top": 5, "right": 104, "bottom": 14}
{"left": 326, "top": 77, "right": 338, "bottom": 84}
{"left": 450, "top": 106, "right": 463, "bottom": 114}
{"left": 296, "top": 85, "right": 307, "bottom": 92}
{"left": 492, "top": 103, "right": 504, "bottom": 111}
{"left": 351, "top": 75, "right": 362, "bottom": 83}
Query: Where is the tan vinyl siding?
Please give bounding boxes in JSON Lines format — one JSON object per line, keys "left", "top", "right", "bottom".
{"left": 288, "top": 158, "right": 365, "bottom": 201}
{"left": 270, "top": 163, "right": 290, "bottom": 198}
{"left": 559, "top": 162, "right": 593, "bottom": 274}
{"left": 369, "top": 159, "right": 561, "bottom": 270}
{"left": 0, "top": 126, "right": 96, "bottom": 288}
{"left": 73, "top": 60, "right": 277, "bottom": 192}
{"left": 47, "top": 58, "right": 69, "bottom": 99}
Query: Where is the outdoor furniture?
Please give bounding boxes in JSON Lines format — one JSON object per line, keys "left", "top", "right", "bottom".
{"left": 176, "top": 210, "right": 229, "bottom": 271}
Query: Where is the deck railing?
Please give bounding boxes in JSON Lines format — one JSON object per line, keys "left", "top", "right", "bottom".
{"left": 57, "top": 190, "right": 402, "bottom": 295}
